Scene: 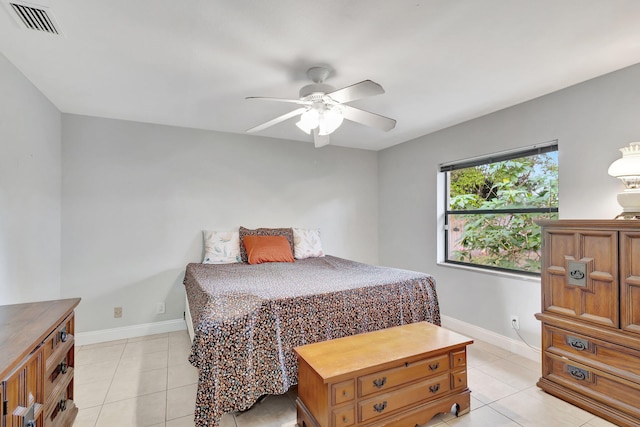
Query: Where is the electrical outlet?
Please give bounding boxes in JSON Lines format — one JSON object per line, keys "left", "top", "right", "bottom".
{"left": 510, "top": 315, "right": 520, "bottom": 330}
{"left": 114, "top": 307, "right": 122, "bottom": 318}
{"left": 157, "top": 302, "right": 165, "bottom": 314}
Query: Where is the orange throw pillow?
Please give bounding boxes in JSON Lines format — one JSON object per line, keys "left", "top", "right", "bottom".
{"left": 243, "top": 235, "right": 295, "bottom": 265}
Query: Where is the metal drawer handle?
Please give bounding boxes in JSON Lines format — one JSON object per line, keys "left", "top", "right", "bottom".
{"left": 373, "top": 377, "right": 387, "bottom": 388}
{"left": 567, "top": 336, "right": 589, "bottom": 351}
{"left": 60, "top": 327, "right": 68, "bottom": 343}
{"left": 342, "top": 416, "right": 349, "bottom": 423}
{"left": 429, "top": 362, "right": 440, "bottom": 370}
{"left": 568, "top": 365, "right": 589, "bottom": 381}
{"left": 570, "top": 270, "right": 585, "bottom": 280}
{"left": 373, "top": 401, "right": 387, "bottom": 413}
{"left": 429, "top": 383, "right": 440, "bottom": 393}
{"left": 59, "top": 360, "right": 68, "bottom": 375}
{"left": 59, "top": 399, "right": 67, "bottom": 411}
{"left": 23, "top": 405, "right": 36, "bottom": 427}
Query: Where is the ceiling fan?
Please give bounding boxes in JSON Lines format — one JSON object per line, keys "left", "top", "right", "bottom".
{"left": 246, "top": 67, "right": 396, "bottom": 148}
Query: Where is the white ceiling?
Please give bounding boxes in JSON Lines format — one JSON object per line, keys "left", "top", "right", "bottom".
{"left": 2, "top": 1, "right": 640, "bottom": 151}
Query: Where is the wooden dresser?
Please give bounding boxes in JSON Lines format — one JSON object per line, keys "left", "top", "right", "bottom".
{"left": 0, "top": 298, "right": 81, "bottom": 427}
{"left": 535, "top": 220, "right": 640, "bottom": 427}
{"left": 294, "top": 322, "right": 473, "bottom": 427}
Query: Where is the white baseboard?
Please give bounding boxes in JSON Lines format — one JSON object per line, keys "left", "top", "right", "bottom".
{"left": 76, "top": 319, "right": 187, "bottom": 346}
{"left": 75, "top": 314, "right": 539, "bottom": 362}
{"left": 441, "top": 315, "right": 540, "bottom": 362}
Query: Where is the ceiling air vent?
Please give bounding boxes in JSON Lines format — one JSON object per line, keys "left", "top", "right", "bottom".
{"left": 5, "top": 1, "right": 62, "bottom": 35}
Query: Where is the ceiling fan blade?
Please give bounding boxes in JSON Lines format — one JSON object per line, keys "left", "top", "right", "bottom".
{"left": 246, "top": 96, "right": 311, "bottom": 106}
{"left": 313, "top": 128, "right": 330, "bottom": 148}
{"left": 341, "top": 105, "right": 396, "bottom": 131}
{"left": 246, "top": 107, "right": 307, "bottom": 133}
{"left": 327, "top": 80, "right": 385, "bottom": 104}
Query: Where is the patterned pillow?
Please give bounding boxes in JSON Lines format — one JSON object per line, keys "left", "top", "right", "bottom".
{"left": 239, "top": 227, "right": 295, "bottom": 263}
{"left": 293, "top": 228, "right": 325, "bottom": 259}
{"left": 202, "top": 230, "right": 241, "bottom": 264}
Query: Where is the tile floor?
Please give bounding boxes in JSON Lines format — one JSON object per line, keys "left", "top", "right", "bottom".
{"left": 72, "top": 329, "right": 619, "bottom": 427}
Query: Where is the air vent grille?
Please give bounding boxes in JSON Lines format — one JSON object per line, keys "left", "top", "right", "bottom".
{"left": 8, "top": 1, "right": 60, "bottom": 34}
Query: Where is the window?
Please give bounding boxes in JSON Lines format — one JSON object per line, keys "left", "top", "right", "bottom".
{"left": 441, "top": 143, "right": 558, "bottom": 275}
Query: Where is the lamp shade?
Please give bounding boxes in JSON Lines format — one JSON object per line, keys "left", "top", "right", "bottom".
{"left": 608, "top": 142, "right": 640, "bottom": 189}
{"left": 318, "top": 107, "right": 344, "bottom": 136}
{"left": 296, "top": 109, "right": 320, "bottom": 134}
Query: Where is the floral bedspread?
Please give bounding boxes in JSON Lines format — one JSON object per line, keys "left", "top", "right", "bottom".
{"left": 183, "top": 255, "right": 440, "bottom": 427}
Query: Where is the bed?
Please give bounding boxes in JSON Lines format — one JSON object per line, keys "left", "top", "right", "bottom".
{"left": 184, "top": 255, "right": 441, "bottom": 427}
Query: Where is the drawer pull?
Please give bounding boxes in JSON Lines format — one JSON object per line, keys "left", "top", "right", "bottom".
{"left": 59, "top": 399, "right": 67, "bottom": 411}
{"left": 570, "top": 270, "right": 585, "bottom": 280}
{"left": 429, "top": 383, "right": 440, "bottom": 393}
{"left": 372, "top": 377, "right": 387, "bottom": 388}
{"left": 568, "top": 365, "right": 589, "bottom": 381}
{"left": 23, "top": 404, "right": 35, "bottom": 427}
{"left": 373, "top": 401, "right": 387, "bottom": 413}
{"left": 429, "top": 362, "right": 440, "bottom": 370}
{"left": 59, "top": 360, "right": 68, "bottom": 375}
{"left": 567, "top": 336, "right": 589, "bottom": 351}
{"left": 60, "top": 327, "right": 68, "bottom": 343}
{"left": 342, "top": 416, "right": 349, "bottom": 423}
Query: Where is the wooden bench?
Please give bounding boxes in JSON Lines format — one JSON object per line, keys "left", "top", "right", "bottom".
{"left": 294, "top": 321, "right": 473, "bottom": 427}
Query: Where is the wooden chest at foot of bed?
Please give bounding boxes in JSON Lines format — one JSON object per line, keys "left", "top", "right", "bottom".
{"left": 294, "top": 322, "right": 473, "bottom": 427}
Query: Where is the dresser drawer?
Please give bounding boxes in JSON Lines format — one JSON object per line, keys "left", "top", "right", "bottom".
{"left": 332, "top": 405, "right": 355, "bottom": 427}
{"left": 332, "top": 379, "right": 355, "bottom": 405}
{"left": 44, "top": 340, "right": 74, "bottom": 401}
{"left": 544, "top": 325, "right": 640, "bottom": 383}
{"left": 42, "top": 313, "right": 74, "bottom": 363}
{"left": 44, "top": 384, "right": 77, "bottom": 427}
{"left": 545, "top": 353, "right": 640, "bottom": 419}
{"left": 451, "top": 370, "right": 467, "bottom": 390}
{"left": 358, "top": 354, "right": 449, "bottom": 397}
{"left": 358, "top": 373, "right": 450, "bottom": 423}
{"left": 451, "top": 350, "right": 466, "bottom": 368}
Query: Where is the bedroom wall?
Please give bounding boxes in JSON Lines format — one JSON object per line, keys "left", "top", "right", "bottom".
{"left": 0, "top": 53, "right": 62, "bottom": 305}
{"left": 61, "top": 114, "right": 379, "bottom": 333}
{"left": 378, "top": 62, "right": 640, "bottom": 347}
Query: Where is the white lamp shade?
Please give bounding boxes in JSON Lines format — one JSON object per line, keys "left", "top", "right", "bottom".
{"left": 608, "top": 142, "right": 640, "bottom": 189}
{"left": 296, "top": 109, "right": 320, "bottom": 134}
{"left": 318, "top": 107, "right": 344, "bottom": 136}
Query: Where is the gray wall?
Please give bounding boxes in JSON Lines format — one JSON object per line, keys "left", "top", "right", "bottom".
{"left": 4, "top": 45, "right": 640, "bottom": 342}
{"left": 61, "top": 115, "right": 379, "bottom": 332}
{"left": 378, "top": 63, "right": 640, "bottom": 345}
{"left": 0, "top": 53, "right": 61, "bottom": 305}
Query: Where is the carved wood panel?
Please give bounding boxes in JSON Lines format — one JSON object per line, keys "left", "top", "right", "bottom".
{"left": 543, "top": 228, "right": 618, "bottom": 327}
{"left": 621, "top": 231, "right": 640, "bottom": 334}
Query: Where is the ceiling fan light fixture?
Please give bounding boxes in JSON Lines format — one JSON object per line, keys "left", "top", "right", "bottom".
{"left": 318, "top": 106, "right": 344, "bottom": 136}
{"left": 246, "top": 66, "right": 396, "bottom": 147}
{"left": 295, "top": 108, "right": 319, "bottom": 134}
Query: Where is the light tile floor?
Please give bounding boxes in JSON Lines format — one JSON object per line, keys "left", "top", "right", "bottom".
{"left": 73, "top": 330, "right": 619, "bottom": 427}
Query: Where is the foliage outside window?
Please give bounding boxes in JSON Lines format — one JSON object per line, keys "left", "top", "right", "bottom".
{"left": 442, "top": 144, "right": 558, "bottom": 275}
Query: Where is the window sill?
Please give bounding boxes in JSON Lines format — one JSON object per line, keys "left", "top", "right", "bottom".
{"left": 436, "top": 261, "right": 541, "bottom": 283}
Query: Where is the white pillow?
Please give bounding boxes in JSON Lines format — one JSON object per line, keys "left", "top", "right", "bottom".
{"left": 293, "top": 228, "right": 325, "bottom": 259}
{"left": 202, "top": 230, "right": 241, "bottom": 264}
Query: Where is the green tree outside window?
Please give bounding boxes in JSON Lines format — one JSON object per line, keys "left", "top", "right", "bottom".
{"left": 445, "top": 149, "right": 558, "bottom": 274}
